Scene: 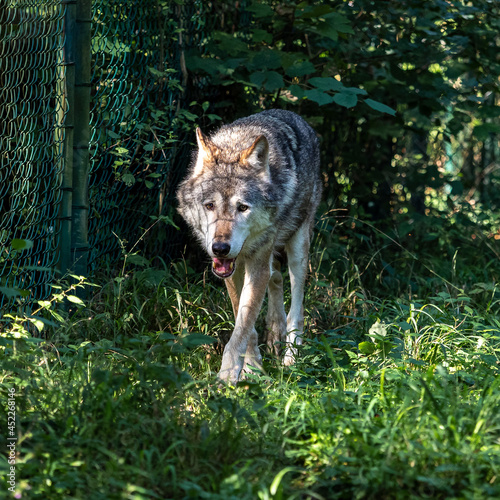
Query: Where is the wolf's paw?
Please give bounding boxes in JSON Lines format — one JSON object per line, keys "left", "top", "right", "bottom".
{"left": 218, "top": 338, "right": 247, "bottom": 384}
{"left": 282, "top": 346, "right": 297, "bottom": 366}
{"left": 218, "top": 354, "right": 245, "bottom": 385}
{"left": 266, "top": 320, "right": 286, "bottom": 356}
{"left": 217, "top": 366, "right": 241, "bottom": 385}
{"left": 243, "top": 351, "right": 263, "bottom": 373}
{"left": 241, "top": 364, "right": 263, "bottom": 381}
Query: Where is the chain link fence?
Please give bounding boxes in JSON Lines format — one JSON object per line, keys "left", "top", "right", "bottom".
{"left": 0, "top": 0, "right": 67, "bottom": 308}
{"left": 88, "top": 0, "right": 207, "bottom": 273}
{"left": 0, "top": 0, "right": 210, "bottom": 310}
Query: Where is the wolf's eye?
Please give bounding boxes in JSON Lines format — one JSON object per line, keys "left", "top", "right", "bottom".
{"left": 238, "top": 204, "right": 249, "bottom": 212}
{"left": 205, "top": 202, "right": 215, "bottom": 211}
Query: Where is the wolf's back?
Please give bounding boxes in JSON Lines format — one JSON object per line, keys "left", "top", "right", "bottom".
{"left": 212, "top": 109, "right": 320, "bottom": 177}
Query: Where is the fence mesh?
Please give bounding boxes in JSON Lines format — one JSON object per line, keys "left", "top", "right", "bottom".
{"left": 88, "top": 0, "right": 201, "bottom": 271}
{"left": 0, "top": 0, "right": 213, "bottom": 310}
{"left": 0, "top": 0, "right": 66, "bottom": 308}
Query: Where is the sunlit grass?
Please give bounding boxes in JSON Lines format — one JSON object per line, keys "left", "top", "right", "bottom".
{"left": 2, "top": 226, "right": 500, "bottom": 498}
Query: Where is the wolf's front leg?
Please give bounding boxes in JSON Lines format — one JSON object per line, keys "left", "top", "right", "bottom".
{"left": 218, "top": 252, "right": 271, "bottom": 384}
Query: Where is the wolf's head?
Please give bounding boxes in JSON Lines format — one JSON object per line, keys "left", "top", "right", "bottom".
{"left": 177, "top": 128, "right": 276, "bottom": 278}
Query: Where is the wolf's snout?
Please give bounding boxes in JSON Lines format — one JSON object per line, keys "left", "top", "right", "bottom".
{"left": 212, "top": 241, "right": 231, "bottom": 257}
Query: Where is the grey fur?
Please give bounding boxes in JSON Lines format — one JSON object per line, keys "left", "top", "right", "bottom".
{"left": 177, "top": 109, "right": 322, "bottom": 383}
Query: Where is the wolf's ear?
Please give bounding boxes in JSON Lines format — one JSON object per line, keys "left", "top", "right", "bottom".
{"left": 193, "top": 128, "right": 217, "bottom": 176}
{"left": 240, "top": 135, "right": 270, "bottom": 179}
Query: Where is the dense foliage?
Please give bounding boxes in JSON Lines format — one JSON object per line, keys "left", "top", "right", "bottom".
{"left": 189, "top": 0, "right": 499, "bottom": 209}
{"left": 2, "top": 1, "right": 500, "bottom": 499}
{"left": 185, "top": 0, "right": 500, "bottom": 294}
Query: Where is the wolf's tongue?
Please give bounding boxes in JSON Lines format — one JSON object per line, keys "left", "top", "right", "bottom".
{"left": 212, "top": 257, "right": 235, "bottom": 277}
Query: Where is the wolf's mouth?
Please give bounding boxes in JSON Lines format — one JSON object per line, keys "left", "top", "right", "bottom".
{"left": 212, "top": 257, "right": 236, "bottom": 279}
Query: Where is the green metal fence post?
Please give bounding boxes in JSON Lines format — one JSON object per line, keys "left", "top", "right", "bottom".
{"left": 71, "top": 0, "right": 92, "bottom": 278}
{"left": 59, "top": 0, "right": 76, "bottom": 278}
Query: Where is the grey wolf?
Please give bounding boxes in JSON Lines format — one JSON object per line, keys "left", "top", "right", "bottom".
{"left": 176, "top": 109, "right": 321, "bottom": 384}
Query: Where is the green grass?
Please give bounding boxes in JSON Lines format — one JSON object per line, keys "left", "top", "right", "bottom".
{"left": 2, "top": 234, "right": 500, "bottom": 499}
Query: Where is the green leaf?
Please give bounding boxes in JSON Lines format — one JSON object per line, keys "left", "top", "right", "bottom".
{"left": 344, "top": 86, "right": 368, "bottom": 96}
{"left": 398, "top": 321, "right": 412, "bottom": 332}
{"left": 252, "top": 29, "right": 272, "bottom": 44}
{"left": 297, "top": 5, "right": 336, "bottom": 19}
{"left": 284, "top": 60, "right": 316, "bottom": 77}
{"left": 29, "top": 315, "right": 59, "bottom": 329}
{"left": 121, "top": 173, "right": 136, "bottom": 186}
{"left": 11, "top": 239, "right": 33, "bottom": 251}
{"left": 307, "top": 23, "right": 339, "bottom": 42}
{"left": 250, "top": 70, "right": 284, "bottom": 91}
{"left": 177, "top": 110, "right": 198, "bottom": 121}
{"left": 407, "top": 358, "right": 426, "bottom": 366}
{"left": 309, "top": 77, "right": 344, "bottom": 92}
{"left": 28, "top": 317, "right": 45, "bottom": 332}
{"left": 333, "top": 92, "right": 358, "bottom": 108}
{"left": 473, "top": 123, "right": 500, "bottom": 140}
{"left": 207, "top": 114, "right": 221, "bottom": 122}
{"left": 126, "top": 254, "right": 150, "bottom": 267}
{"left": 148, "top": 66, "right": 176, "bottom": 78}
{"left": 0, "top": 286, "right": 28, "bottom": 298}
{"left": 158, "top": 332, "right": 176, "bottom": 341}
{"left": 365, "top": 98, "right": 396, "bottom": 116}
{"left": 249, "top": 49, "right": 283, "bottom": 71}
{"left": 288, "top": 84, "right": 305, "bottom": 100}
{"left": 107, "top": 130, "right": 120, "bottom": 139}
{"left": 152, "top": 215, "right": 180, "bottom": 230}
{"left": 305, "top": 89, "right": 335, "bottom": 106}
{"left": 247, "top": 2, "right": 274, "bottom": 18}
{"left": 251, "top": 71, "right": 270, "bottom": 89}
{"left": 323, "top": 13, "right": 354, "bottom": 35}
{"left": 181, "top": 333, "right": 216, "bottom": 348}
{"left": 25, "top": 336, "right": 45, "bottom": 343}
{"left": 184, "top": 54, "right": 221, "bottom": 76}
{"left": 305, "top": 13, "right": 354, "bottom": 42}
{"left": 358, "top": 341, "right": 376, "bottom": 355}
{"left": 270, "top": 467, "right": 298, "bottom": 496}
{"left": 66, "top": 295, "right": 85, "bottom": 306}
{"left": 213, "top": 32, "right": 249, "bottom": 56}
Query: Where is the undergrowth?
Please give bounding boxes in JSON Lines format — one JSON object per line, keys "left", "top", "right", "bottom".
{"left": 2, "top": 217, "right": 500, "bottom": 499}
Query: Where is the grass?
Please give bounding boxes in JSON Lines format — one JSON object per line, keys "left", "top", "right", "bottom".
{"left": 2, "top": 221, "right": 500, "bottom": 499}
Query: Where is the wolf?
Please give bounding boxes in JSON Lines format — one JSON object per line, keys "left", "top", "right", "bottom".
{"left": 176, "top": 109, "right": 322, "bottom": 384}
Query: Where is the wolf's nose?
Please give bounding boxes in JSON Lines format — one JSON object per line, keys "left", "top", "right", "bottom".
{"left": 212, "top": 242, "right": 231, "bottom": 257}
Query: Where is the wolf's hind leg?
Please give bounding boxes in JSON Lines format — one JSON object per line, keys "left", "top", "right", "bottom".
{"left": 283, "top": 223, "right": 310, "bottom": 366}
{"left": 266, "top": 256, "right": 287, "bottom": 356}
